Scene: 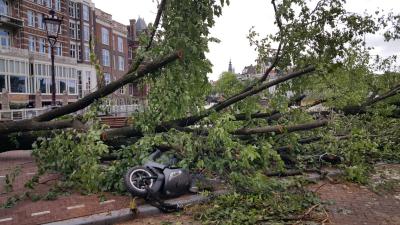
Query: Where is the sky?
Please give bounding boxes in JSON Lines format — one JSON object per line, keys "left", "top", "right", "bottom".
{"left": 92, "top": 0, "right": 400, "bottom": 81}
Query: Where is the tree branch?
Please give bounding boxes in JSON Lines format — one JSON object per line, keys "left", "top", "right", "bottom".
{"left": 232, "top": 120, "right": 329, "bottom": 135}
{"left": 0, "top": 52, "right": 182, "bottom": 135}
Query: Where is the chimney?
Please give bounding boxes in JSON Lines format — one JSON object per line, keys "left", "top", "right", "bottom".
{"left": 129, "top": 19, "right": 137, "bottom": 41}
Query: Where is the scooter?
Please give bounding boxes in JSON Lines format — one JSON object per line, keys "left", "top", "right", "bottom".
{"left": 124, "top": 149, "right": 193, "bottom": 198}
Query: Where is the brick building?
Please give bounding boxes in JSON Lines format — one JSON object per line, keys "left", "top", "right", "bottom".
{"left": 0, "top": 0, "right": 148, "bottom": 110}
{"left": 126, "top": 17, "right": 148, "bottom": 105}
{"left": 0, "top": 0, "right": 76, "bottom": 108}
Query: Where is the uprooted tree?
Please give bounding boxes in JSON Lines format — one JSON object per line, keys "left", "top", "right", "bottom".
{"left": 1, "top": 0, "right": 400, "bottom": 222}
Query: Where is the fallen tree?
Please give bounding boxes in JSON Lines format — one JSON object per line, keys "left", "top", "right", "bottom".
{"left": 0, "top": 0, "right": 399, "bottom": 214}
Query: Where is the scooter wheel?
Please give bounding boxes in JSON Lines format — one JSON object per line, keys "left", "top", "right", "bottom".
{"left": 124, "top": 166, "right": 155, "bottom": 197}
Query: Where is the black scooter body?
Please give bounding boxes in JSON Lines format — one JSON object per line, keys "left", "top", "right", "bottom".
{"left": 124, "top": 150, "right": 191, "bottom": 198}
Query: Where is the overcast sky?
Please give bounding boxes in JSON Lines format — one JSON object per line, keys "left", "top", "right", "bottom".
{"left": 93, "top": 0, "right": 400, "bottom": 81}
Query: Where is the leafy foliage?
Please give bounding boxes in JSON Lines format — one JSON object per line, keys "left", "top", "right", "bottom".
{"left": 19, "top": 0, "right": 400, "bottom": 223}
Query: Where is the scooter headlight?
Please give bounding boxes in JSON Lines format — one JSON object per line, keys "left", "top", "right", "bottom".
{"left": 169, "top": 171, "right": 182, "bottom": 181}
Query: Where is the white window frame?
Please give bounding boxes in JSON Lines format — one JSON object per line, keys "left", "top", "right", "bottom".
{"left": 82, "top": 4, "right": 89, "bottom": 21}
{"left": 101, "top": 27, "right": 109, "bottom": 45}
{"left": 39, "top": 38, "right": 46, "bottom": 53}
{"left": 117, "top": 36, "right": 123, "bottom": 52}
{"left": 69, "top": 22, "right": 76, "bottom": 39}
{"left": 102, "top": 49, "right": 110, "bottom": 66}
{"left": 83, "top": 25, "right": 89, "bottom": 41}
{"left": 104, "top": 73, "right": 111, "bottom": 85}
{"left": 28, "top": 36, "right": 35, "bottom": 52}
{"left": 55, "top": 0, "right": 61, "bottom": 11}
{"left": 70, "top": 43, "right": 76, "bottom": 58}
{"left": 118, "top": 56, "right": 124, "bottom": 71}
{"left": 27, "top": 10, "right": 34, "bottom": 27}
{"left": 84, "top": 45, "right": 90, "bottom": 61}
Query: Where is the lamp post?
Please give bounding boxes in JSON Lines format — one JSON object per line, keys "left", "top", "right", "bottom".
{"left": 43, "top": 9, "right": 63, "bottom": 107}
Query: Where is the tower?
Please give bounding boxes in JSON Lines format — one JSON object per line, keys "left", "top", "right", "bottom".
{"left": 228, "top": 59, "right": 234, "bottom": 73}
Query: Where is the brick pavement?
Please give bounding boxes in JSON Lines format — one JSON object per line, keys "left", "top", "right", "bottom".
{"left": 310, "top": 180, "right": 400, "bottom": 225}
{"left": 2, "top": 151, "right": 400, "bottom": 225}
{"left": 0, "top": 151, "right": 132, "bottom": 225}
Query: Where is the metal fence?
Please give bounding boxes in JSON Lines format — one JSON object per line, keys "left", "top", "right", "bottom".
{"left": 0, "top": 105, "right": 143, "bottom": 121}
{"left": 0, "top": 108, "right": 51, "bottom": 121}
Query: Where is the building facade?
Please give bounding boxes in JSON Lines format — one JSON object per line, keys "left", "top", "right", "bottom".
{"left": 0, "top": 0, "right": 75, "bottom": 108}
{"left": 93, "top": 8, "right": 130, "bottom": 105}
{"left": 67, "top": 0, "right": 97, "bottom": 98}
{"left": 126, "top": 18, "right": 148, "bottom": 105}
{"left": 0, "top": 0, "right": 148, "bottom": 110}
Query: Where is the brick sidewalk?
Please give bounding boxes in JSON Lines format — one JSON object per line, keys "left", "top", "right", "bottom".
{"left": 310, "top": 174, "right": 400, "bottom": 225}
{"left": 0, "top": 151, "right": 131, "bottom": 225}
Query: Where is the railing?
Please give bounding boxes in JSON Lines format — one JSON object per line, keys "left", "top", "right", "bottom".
{"left": 0, "top": 108, "right": 50, "bottom": 121}
{"left": 0, "top": 46, "right": 77, "bottom": 65}
{"left": 101, "top": 104, "right": 142, "bottom": 117}
{"left": 0, "top": 105, "right": 143, "bottom": 121}
{"left": 0, "top": 46, "right": 29, "bottom": 58}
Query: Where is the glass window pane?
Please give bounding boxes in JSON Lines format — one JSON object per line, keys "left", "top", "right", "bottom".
{"left": 59, "top": 80, "right": 66, "bottom": 93}
{"left": 10, "top": 76, "right": 26, "bottom": 93}
{"left": 68, "top": 80, "right": 76, "bottom": 94}
{"left": 0, "top": 59, "right": 5, "bottom": 72}
{"left": 38, "top": 78, "right": 47, "bottom": 93}
{"left": 0, "top": 74, "right": 5, "bottom": 91}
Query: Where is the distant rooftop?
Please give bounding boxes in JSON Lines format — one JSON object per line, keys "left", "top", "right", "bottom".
{"left": 136, "top": 17, "right": 147, "bottom": 33}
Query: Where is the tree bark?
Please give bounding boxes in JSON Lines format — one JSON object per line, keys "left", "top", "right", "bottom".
{"left": 232, "top": 120, "right": 329, "bottom": 135}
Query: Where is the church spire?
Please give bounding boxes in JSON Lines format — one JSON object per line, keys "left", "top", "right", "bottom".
{"left": 228, "top": 59, "right": 234, "bottom": 73}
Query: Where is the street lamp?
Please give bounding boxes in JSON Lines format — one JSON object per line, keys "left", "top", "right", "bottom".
{"left": 43, "top": 9, "right": 63, "bottom": 107}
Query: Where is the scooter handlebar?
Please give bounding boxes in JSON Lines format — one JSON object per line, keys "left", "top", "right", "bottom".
{"left": 148, "top": 149, "right": 162, "bottom": 161}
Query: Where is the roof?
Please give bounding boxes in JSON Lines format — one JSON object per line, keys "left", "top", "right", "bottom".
{"left": 136, "top": 17, "right": 147, "bottom": 33}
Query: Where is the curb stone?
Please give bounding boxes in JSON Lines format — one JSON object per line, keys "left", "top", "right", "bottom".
{"left": 44, "top": 190, "right": 227, "bottom": 225}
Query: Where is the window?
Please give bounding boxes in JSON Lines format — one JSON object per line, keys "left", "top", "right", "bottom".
{"left": 28, "top": 36, "right": 35, "bottom": 52}
{"left": 102, "top": 49, "right": 110, "bottom": 66}
{"left": 69, "top": 22, "right": 76, "bottom": 39}
{"left": 104, "top": 73, "right": 111, "bottom": 85}
{"left": 118, "top": 56, "right": 124, "bottom": 71}
{"left": 27, "top": 10, "right": 34, "bottom": 27}
{"left": 76, "top": 4, "right": 80, "bottom": 19}
{"left": 44, "top": 0, "right": 51, "bottom": 8}
{"left": 56, "top": 43, "right": 62, "bottom": 56}
{"left": 101, "top": 27, "right": 109, "bottom": 45}
{"left": 77, "top": 44, "right": 82, "bottom": 60}
{"left": 59, "top": 80, "right": 66, "bottom": 94}
{"left": 83, "top": 25, "right": 89, "bottom": 41}
{"left": 128, "top": 47, "right": 133, "bottom": 60}
{"left": 86, "top": 72, "right": 91, "bottom": 90}
{"left": 82, "top": 5, "right": 89, "bottom": 21}
{"left": 38, "top": 78, "right": 48, "bottom": 93}
{"left": 68, "top": 80, "right": 76, "bottom": 94}
{"left": 37, "top": 13, "right": 44, "bottom": 29}
{"left": 84, "top": 45, "right": 90, "bottom": 61}
{"left": 117, "top": 37, "right": 123, "bottom": 52}
{"left": 68, "top": 2, "right": 75, "bottom": 18}
{"left": 55, "top": 0, "right": 61, "bottom": 11}
{"left": 0, "top": 74, "right": 5, "bottom": 91}
{"left": 10, "top": 76, "right": 26, "bottom": 93}
{"left": 0, "top": 29, "right": 10, "bottom": 47}
{"left": 0, "top": 59, "right": 5, "bottom": 73}
{"left": 39, "top": 38, "right": 46, "bottom": 53}
{"left": 76, "top": 24, "right": 81, "bottom": 40}
{"left": 119, "top": 87, "right": 124, "bottom": 94}
{"left": 0, "top": 0, "right": 8, "bottom": 16}
{"left": 70, "top": 43, "right": 76, "bottom": 58}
